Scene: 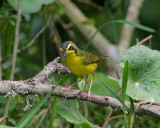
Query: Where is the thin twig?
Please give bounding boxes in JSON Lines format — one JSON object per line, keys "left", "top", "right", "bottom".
{"left": 36, "top": 109, "right": 48, "bottom": 128}
{"left": 136, "top": 35, "right": 153, "bottom": 45}
{"left": 0, "top": 116, "right": 9, "bottom": 125}
{"left": 29, "top": 108, "right": 48, "bottom": 126}
{"left": 4, "top": 0, "right": 22, "bottom": 117}
{"left": 109, "top": 115, "right": 124, "bottom": 121}
{"left": 103, "top": 88, "right": 122, "bottom": 128}
{"left": 116, "top": 64, "right": 120, "bottom": 79}
{"left": 17, "top": 17, "right": 51, "bottom": 54}
{"left": 130, "top": 113, "right": 135, "bottom": 128}
{"left": 103, "top": 109, "right": 114, "bottom": 128}
{"left": 136, "top": 38, "right": 139, "bottom": 44}
{"left": 0, "top": 16, "right": 51, "bottom": 64}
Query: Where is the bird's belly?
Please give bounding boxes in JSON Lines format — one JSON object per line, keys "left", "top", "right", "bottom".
{"left": 66, "top": 54, "right": 97, "bottom": 76}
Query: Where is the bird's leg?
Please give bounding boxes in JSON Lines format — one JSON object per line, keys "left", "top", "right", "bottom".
{"left": 84, "top": 74, "right": 93, "bottom": 101}
{"left": 66, "top": 77, "right": 82, "bottom": 94}
{"left": 84, "top": 75, "right": 88, "bottom": 92}
{"left": 87, "top": 80, "right": 93, "bottom": 101}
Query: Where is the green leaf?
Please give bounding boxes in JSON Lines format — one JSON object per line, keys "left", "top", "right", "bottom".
{"left": 128, "top": 97, "right": 135, "bottom": 128}
{"left": 7, "top": 0, "right": 55, "bottom": 14}
{"left": 8, "top": 19, "right": 16, "bottom": 26}
{"left": 16, "top": 86, "right": 57, "bottom": 128}
{"left": 84, "top": 20, "right": 155, "bottom": 50}
{"left": 49, "top": 97, "right": 60, "bottom": 128}
{"left": 57, "top": 100, "right": 99, "bottom": 128}
{"left": 7, "top": 0, "right": 42, "bottom": 14}
{"left": 42, "top": 0, "right": 56, "bottom": 5}
{"left": 74, "top": 123, "right": 77, "bottom": 128}
{"left": 101, "top": 82, "right": 122, "bottom": 103}
{"left": 115, "top": 20, "right": 155, "bottom": 32}
{"left": 121, "top": 61, "right": 129, "bottom": 128}
{"left": 9, "top": 15, "right": 17, "bottom": 19}
{"left": 9, "top": 97, "right": 17, "bottom": 111}
{"left": 0, "top": 125, "right": 17, "bottom": 128}
{"left": 119, "top": 45, "right": 160, "bottom": 103}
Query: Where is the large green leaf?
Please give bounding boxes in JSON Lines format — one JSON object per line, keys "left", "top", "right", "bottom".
{"left": 7, "top": 0, "right": 55, "bottom": 14}
{"left": 119, "top": 45, "right": 160, "bottom": 103}
{"left": 57, "top": 100, "right": 99, "bottom": 128}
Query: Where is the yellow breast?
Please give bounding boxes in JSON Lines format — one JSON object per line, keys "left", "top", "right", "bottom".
{"left": 65, "top": 51, "right": 97, "bottom": 76}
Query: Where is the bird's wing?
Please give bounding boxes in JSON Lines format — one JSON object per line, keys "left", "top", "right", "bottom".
{"left": 77, "top": 49, "right": 105, "bottom": 65}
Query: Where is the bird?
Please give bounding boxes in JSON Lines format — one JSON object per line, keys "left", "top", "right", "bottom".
{"left": 60, "top": 41, "right": 106, "bottom": 100}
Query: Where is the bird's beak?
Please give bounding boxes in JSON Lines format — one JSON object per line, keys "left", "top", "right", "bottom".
{"left": 64, "top": 51, "right": 68, "bottom": 56}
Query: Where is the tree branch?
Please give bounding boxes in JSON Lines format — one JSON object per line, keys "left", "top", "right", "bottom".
{"left": 0, "top": 57, "right": 160, "bottom": 119}
{"left": 118, "top": 0, "right": 145, "bottom": 54}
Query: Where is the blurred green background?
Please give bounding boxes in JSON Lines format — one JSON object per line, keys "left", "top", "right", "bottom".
{"left": 0, "top": 0, "right": 160, "bottom": 127}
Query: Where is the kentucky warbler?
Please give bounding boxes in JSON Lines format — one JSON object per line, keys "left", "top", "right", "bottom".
{"left": 60, "top": 41, "right": 106, "bottom": 100}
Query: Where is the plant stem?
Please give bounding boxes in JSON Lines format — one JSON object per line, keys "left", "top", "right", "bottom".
{"left": 10, "top": 0, "right": 22, "bottom": 80}
{"left": 4, "top": 0, "right": 22, "bottom": 117}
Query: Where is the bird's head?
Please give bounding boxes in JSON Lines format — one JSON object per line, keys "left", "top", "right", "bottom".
{"left": 60, "top": 41, "right": 77, "bottom": 56}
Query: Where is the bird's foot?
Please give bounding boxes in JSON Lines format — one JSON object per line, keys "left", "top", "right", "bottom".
{"left": 65, "top": 86, "right": 74, "bottom": 97}
{"left": 84, "top": 91, "right": 92, "bottom": 101}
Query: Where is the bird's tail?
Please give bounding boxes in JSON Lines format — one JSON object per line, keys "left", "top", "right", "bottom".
{"left": 101, "top": 56, "right": 108, "bottom": 60}
{"left": 97, "top": 56, "right": 108, "bottom": 64}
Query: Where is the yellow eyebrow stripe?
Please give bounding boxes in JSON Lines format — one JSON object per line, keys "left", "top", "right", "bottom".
{"left": 66, "top": 43, "right": 72, "bottom": 51}
{"left": 60, "top": 47, "right": 64, "bottom": 52}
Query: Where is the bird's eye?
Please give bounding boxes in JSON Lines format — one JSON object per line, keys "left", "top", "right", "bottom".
{"left": 68, "top": 45, "right": 75, "bottom": 50}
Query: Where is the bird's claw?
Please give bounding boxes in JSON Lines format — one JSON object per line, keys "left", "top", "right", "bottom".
{"left": 65, "top": 86, "right": 74, "bottom": 97}
{"left": 84, "top": 91, "right": 92, "bottom": 101}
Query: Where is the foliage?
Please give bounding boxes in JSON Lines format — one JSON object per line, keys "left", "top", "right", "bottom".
{"left": 16, "top": 86, "right": 57, "bottom": 128}
{"left": 121, "top": 61, "right": 128, "bottom": 128}
{"left": 7, "top": 0, "right": 56, "bottom": 14}
{"left": 120, "top": 45, "right": 160, "bottom": 103}
{"left": 57, "top": 100, "right": 99, "bottom": 128}
{"left": 0, "top": 0, "right": 160, "bottom": 128}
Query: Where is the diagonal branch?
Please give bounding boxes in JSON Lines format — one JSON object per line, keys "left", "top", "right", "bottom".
{"left": 0, "top": 57, "right": 160, "bottom": 119}
{"left": 25, "top": 57, "right": 70, "bottom": 83}
{"left": 118, "top": 0, "right": 145, "bottom": 54}
{"left": 0, "top": 16, "right": 51, "bottom": 64}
